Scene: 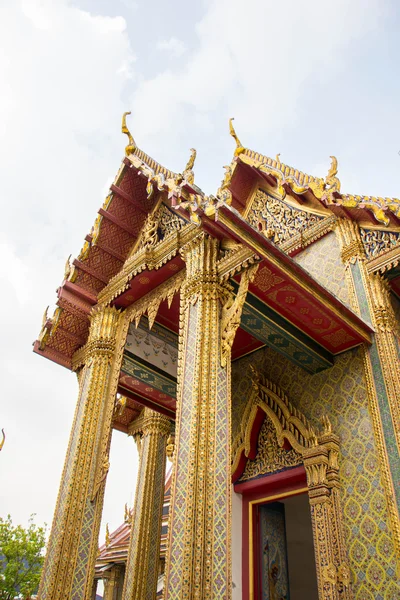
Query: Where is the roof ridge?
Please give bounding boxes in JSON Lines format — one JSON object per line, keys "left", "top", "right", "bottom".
{"left": 242, "top": 148, "right": 318, "bottom": 187}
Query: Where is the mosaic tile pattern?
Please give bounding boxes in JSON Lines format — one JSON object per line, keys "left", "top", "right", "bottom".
{"left": 294, "top": 232, "right": 351, "bottom": 306}
{"left": 123, "top": 427, "right": 167, "bottom": 600}
{"left": 71, "top": 363, "right": 111, "bottom": 600}
{"left": 349, "top": 263, "right": 400, "bottom": 515}
{"left": 212, "top": 366, "right": 229, "bottom": 597}
{"left": 39, "top": 368, "right": 90, "bottom": 598}
{"left": 232, "top": 346, "right": 400, "bottom": 597}
{"left": 240, "top": 303, "right": 331, "bottom": 373}
{"left": 165, "top": 306, "right": 198, "bottom": 596}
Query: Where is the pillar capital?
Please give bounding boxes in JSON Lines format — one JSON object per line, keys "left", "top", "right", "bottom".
{"left": 128, "top": 407, "right": 171, "bottom": 439}
{"left": 87, "top": 305, "right": 121, "bottom": 356}
{"left": 141, "top": 407, "right": 171, "bottom": 437}
{"left": 368, "top": 272, "right": 396, "bottom": 332}
{"left": 303, "top": 444, "right": 329, "bottom": 496}
{"left": 335, "top": 218, "right": 365, "bottom": 264}
{"left": 180, "top": 232, "right": 225, "bottom": 304}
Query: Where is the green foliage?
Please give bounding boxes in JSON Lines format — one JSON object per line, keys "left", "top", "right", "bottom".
{"left": 0, "top": 515, "right": 46, "bottom": 600}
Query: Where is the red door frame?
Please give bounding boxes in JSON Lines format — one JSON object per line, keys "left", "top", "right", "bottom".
{"left": 234, "top": 466, "right": 307, "bottom": 600}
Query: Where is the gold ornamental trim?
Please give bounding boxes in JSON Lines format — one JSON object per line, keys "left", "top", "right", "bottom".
{"left": 97, "top": 223, "right": 197, "bottom": 305}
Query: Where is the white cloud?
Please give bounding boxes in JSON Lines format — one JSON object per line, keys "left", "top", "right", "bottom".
{"left": 129, "top": 0, "right": 392, "bottom": 193}
{"left": 157, "top": 36, "right": 186, "bottom": 58}
{"left": 0, "top": 0, "right": 138, "bottom": 535}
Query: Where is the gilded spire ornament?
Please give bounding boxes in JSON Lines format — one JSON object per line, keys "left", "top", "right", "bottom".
{"left": 308, "top": 155, "right": 341, "bottom": 199}
{"left": 182, "top": 148, "right": 196, "bottom": 184}
{"left": 121, "top": 111, "right": 137, "bottom": 156}
{"left": 105, "top": 523, "right": 110, "bottom": 547}
{"left": 326, "top": 155, "right": 341, "bottom": 192}
{"left": 229, "top": 117, "right": 245, "bottom": 156}
{"left": 124, "top": 503, "right": 131, "bottom": 524}
{"left": 64, "top": 255, "right": 71, "bottom": 280}
{"left": 0, "top": 429, "right": 5, "bottom": 451}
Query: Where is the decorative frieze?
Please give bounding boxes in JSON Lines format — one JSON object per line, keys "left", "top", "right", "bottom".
{"left": 247, "top": 188, "right": 323, "bottom": 245}
{"left": 360, "top": 227, "right": 400, "bottom": 260}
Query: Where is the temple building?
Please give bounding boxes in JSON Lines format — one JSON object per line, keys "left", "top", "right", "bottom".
{"left": 34, "top": 114, "right": 400, "bottom": 600}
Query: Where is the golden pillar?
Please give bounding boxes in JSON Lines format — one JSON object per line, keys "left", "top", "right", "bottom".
{"left": 303, "top": 444, "right": 339, "bottom": 600}
{"left": 335, "top": 218, "right": 400, "bottom": 561}
{"left": 38, "top": 306, "right": 123, "bottom": 600}
{"left": 319, "top": 430, "right": 352, "bottom": 598}
{"left": 103, "top": 566, "right": 123, "bottom": 600}
{"left": 164, "top": 233, "right": 253, "bottom": 600}
{"left": 122, "top": 408, "right": 170, "bottom": 600}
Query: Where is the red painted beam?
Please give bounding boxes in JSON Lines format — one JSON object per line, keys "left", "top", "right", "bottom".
{"left": 110, "top": 183, "right": 148, "bottom": 215}
{"left": 117, "top": 384, "right": 176, "bottom": 420}
{"left": 60, "top": 281, "right": 97, "bottom": 307}
{"left": 98, "top": 208, "right": 139, "bottom": 238}
{"left": 32, "top": 340, "right": 72, "bottom": 369}
{"left": 73, "top": 258, "right": 109, "bottom": 284}
{"left": 56, "top": 326, "right": 86, "bottom": 347}
{"left": 283, "top": 183, "right": 305, "bottom": 204}
{"left": 85, "top": 234, "right": 126, "bottom": 263}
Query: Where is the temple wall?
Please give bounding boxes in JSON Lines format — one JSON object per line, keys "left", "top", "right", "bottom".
{"left": 231, "top": 345, "right": 400, "bottom": 598}
{"left": 231, "top": 489, "right": 242, "bottom": 599}
{"left": 293, "top": 231, "right": 350, "bottom": 305}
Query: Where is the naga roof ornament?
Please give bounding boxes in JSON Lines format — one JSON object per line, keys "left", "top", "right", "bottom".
{"left": 122, "top": 111, "right": 137, "bottom": 156}
{"left": 229, "top": 118, "right": 245, "bottom": 156}
{"left": 182, "top": 148, "right": 197, "bottom": 185}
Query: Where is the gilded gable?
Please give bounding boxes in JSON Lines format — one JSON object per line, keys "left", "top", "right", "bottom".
{"left": 246, "top": 188, "right": 323, "bottom": 245}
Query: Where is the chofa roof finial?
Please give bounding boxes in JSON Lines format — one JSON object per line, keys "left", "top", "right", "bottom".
{"left": 183, "top": 148, "right": 197, "bottom": 185}
{"left": 122, "top": 111, "right": 137, "bottom": 156}
{"left": 229, "top": 118, "right": 245, "bottom": 156}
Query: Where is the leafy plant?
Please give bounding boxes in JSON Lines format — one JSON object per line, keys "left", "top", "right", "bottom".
{"left": 0, "top": 515, "right": 46, "bottom": 600}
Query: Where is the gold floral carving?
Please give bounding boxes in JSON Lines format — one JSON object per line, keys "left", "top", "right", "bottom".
{"left": 220, "top": 263, "right": 258, "bottom": 367}
{"left": 240, "top": 417, "right": 302, "bottom": 481}
{"left": 368, "top": 273, "right": 397, "bottom": 333}
{"left": 97, "top": 222, "right": 197, "bottom": 305}
{"left": 360, "top": 227, "right": 400, "bottom": 260}
{"left": 252, "top": 265, "right": 283, "bottom": 292}
{"left": 247, "top": 188, "right": 323, "bottom": 247}
{"left": 158, "top": 203, "right": 186, "bottom": 238}
{"left": 141, "top": 213, "right": 160, "bottom": 250}
{"left": 335, "top": 218, "right": 366, "bottom": 264}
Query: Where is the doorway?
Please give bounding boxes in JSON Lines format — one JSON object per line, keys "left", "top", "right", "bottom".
{"left": 255, "top": 493, "right": 318, "bottom": 600}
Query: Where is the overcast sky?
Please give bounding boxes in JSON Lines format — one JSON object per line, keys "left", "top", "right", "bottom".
{"left": 0, "top": 0, "right": 399, "bottom": 551}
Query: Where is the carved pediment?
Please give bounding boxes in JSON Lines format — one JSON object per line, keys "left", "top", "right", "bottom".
{"left": 246, "top": 188, "right": 323, "bottom": 246}
{"left": 239, "top": 416, "right": 302, "bottom": 481}
{"left": 360, "top": 227, "right": 400, "bottom": 261}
